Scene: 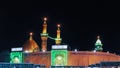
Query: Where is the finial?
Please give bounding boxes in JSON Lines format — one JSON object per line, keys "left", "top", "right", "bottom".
{"left": 95, "top": 35, "right": 103, "bottom": 51}
{"left": 44, "top": 17, "right": 47, "bottom": 23}
{"left": 30, "top": 32, "right": 33, "bottom": 40}
{"left": 44, "top": 17, "right": 47, "bottom": 21}
{"left": 57, "top": 24, "right": 60, "bottom": 28}
{"left": 55, "top": 24, "right": 61, "bottom": 45}
{"left": 57, "top": 24, "right": 61, "bottom": 30}
{"left": 97, "top": 36, "right": 100, "bottom": 39}
{"left": 30, "top": 32, "right": 33, "bottom": 36}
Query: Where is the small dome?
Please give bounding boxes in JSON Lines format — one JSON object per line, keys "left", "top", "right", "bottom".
{"left": 23, "top": 33, "right": 39, "bottom": 53}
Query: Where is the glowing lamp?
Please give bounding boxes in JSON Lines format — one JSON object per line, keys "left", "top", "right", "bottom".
{"left": 93, "top": 50, "right": 96, "bottom": 53}
{"left": 57, "top": 24, "right": 60, "bottom": 28}
{"left": 30, "top": 32, "right": 33, "bottom": 36}
{"left": 44, "top": 17, "right": 47, "bottom": 21}
{"left": 75, "top": 49, "right": 77, "bottom": 52}
{"left": 97, "top": 36, "right": 100, "bottom": 39}
{"left": 57, "top": 56, "right": 62, "bottom": 60}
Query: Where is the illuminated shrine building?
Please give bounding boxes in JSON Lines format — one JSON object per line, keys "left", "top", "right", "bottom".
{"left": 10, "top": 17, "right": 120, "bottom": 68}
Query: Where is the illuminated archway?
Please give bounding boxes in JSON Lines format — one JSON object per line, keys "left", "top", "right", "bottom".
{"left": 51, "top": 50, "right": 67, "bottom": 66}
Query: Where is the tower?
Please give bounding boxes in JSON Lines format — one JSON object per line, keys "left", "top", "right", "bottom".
{"left": 41, "top": 17, "right": 48, "bottom": 52}
{"left": 51, "top": 24, "right": 68, "bottom": 66}
{"left": 55, "top": 24, "right": 62, "bottom": 45}
{"left": 95, "top": 36, "right": 103, "bottom": 51}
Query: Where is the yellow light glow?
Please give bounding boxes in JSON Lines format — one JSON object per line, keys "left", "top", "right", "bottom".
{"left": 43, "top": 29, "right": 47, "bottom": 34}
{"left": 55, "top": 40, "right": 61, "bottom": 45}
{"left": 57, "top": 29, "right": 60, "bottom": 38}
{"left": 13, "top": 57, "right": 20, "bottom": 63}
{"left": 42, "top": 17, "right": 47, "bottom": 34}
{"left": 55, "top": 24, "right": 61, "bottom": 45}
{"left": 43, "top": 24, "right": 47, "bottom": 33}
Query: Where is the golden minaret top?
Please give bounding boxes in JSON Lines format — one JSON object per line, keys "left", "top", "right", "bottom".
{"left": 42, "top": 17, "right": 47, "bottom": 34}
{"left": 57, "top": 24, "right": 61, "bottom": 38}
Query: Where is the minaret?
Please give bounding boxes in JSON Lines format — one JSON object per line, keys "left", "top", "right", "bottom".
{"left": 41, "top": 17, "right": 48, "bottom": 52}
{"left": 95, "top": 36, "right": 103, "bottom": 51}
{"left": 55, "top": 24, "right": 62, "bottom": 45}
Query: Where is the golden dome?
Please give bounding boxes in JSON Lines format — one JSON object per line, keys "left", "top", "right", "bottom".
{"left": 23, "top": 32, "right": 39, "bottom": 53}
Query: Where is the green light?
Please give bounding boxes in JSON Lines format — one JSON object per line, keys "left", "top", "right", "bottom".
{"left": 95, "top": 39, "right": 102, "bottom": 46}
{"left": 55, "top": 38, "right": 62, "bottom": 40}
{"left": 41, "top": 33, "right": 48, "bottom": 36}
{"left": 10, "top": 51, "right": 23, "bottom": 63}
{"left": 51, "top": 50, "right": 68, "bottom": 66}
{"left": 95, "top": 37, "right": 103, "bottom": 51}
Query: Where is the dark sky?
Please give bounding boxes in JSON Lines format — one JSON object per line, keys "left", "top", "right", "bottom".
{"left": 0, "top": 1, "right": 120, "bottom": 54}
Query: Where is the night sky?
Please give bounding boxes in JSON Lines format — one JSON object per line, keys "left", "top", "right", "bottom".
{"left": 0, "top": 1, "right": 120, "bottom": 54}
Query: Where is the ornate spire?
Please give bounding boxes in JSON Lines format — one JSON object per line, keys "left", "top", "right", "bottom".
{"left": 95, "top": 36, "right": 103, "bottom": 51}
{"left": 29, "top": 32, "right": 33, "bottom": 40}
{"left": 55, "top": 24, "right": 62, "bottom": 45}
{"left": 57, "top": 24, "right": 61, "bottom": 38}
{"left": 44, "top": 17, "right": 47, "bottom": 23}
{"left": 95, "top": 36, "right": 102, "bottom": 46}
{"left": 42, "top": 17, "right": 47, "bottom": 34}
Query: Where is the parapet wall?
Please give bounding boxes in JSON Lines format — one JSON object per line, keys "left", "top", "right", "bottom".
{"left": 24, "top": 52, "right": 51, "bottom": 68}
{"left": 24, "top": 51, "right": 120, "bottom": 68}
{"left": 68, "top": 51, "right": 120, "bottom": 66}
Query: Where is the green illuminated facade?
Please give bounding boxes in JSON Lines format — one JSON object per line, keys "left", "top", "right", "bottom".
{"left": 51, "top": 50, "right": 68, "bottom": 66}
{"left": 10, "top": 51, "right": 23, "bottom": 63}
{"left": 95, "top": 36, "right": 103, "bottom": 51}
